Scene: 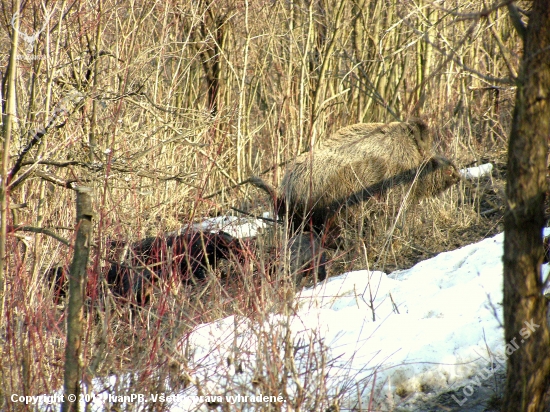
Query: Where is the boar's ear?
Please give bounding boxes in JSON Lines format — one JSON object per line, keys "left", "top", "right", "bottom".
{"left": 407, "top": 118, "right": 432, "bottom": 154}
{"left": 408, "top": 117, "right": 428, "bottom": 131}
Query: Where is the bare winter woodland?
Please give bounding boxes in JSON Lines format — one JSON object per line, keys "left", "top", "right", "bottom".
{"left": 0, "top": 0, "right": 547, "bottom": 410}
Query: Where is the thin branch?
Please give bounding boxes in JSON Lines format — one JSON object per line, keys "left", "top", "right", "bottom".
{"left": 433, "top": 0, "right": 516, "bottom": 21}
{"left": 230, "top": 206, "right": 281, "bottom": 224}
{"left": 18, "top": 159, "right": 197, "bottom": 185}
{"left": 9, "top": 225, "right": 70, "bottom": 246}
{"left": 8, "top": 90, "right": 85, "bottom": 184}
{"left": 506, "top": 3, "right": 527, "bottom": 40}
{"left": 21, "top": 159, "right": 97, "bottom": 168}
{"left": 203, "top": 158, "right": 295, "bottom": 200}
{"left": 34, "top": 170, "right": 78, "bottom": 189}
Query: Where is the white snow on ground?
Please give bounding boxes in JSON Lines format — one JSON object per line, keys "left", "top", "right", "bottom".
{"left": 459, "top": 163, "right": 493, "bottom": 180}
{"left": 192, "top": 215, "right": 266, "bottom": 238}
{"left": 170, "top": 233, "right": 509, "bottom": 411}
{"left": 39, "top": 225, "right": 550, "bottom": 411}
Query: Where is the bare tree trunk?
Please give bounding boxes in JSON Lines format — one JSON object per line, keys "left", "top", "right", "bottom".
{"left": 63, "top": 187, "right": 93, "bottom": 412}
{"left": 502, "top": 1, "right": 550, "bottom": 411}
{"left": 0, "top": 0, "right": 20, "bottom": 323}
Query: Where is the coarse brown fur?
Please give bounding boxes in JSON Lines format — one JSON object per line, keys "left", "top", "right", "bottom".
{"left": 251, "top": 119, "right": 460, "bottom": 233}
{"left": 322, "top": 119, "right": 433, "bottom": 157}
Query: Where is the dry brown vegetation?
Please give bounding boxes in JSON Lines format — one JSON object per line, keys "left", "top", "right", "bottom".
{"left": 0, "top": 0, "right": 527, "bottom": 410}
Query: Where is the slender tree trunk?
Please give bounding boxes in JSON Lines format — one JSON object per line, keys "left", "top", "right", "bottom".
{"left": 0, "top": 0, "right": 21, "bottom": 322}
{"left": 502, "top": 1, "right": 550, "bottom": 411}
{"left": 63, "top": 187, "right": 93, "bottom": 412}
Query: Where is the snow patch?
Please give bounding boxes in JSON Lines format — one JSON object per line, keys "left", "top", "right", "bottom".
{"left": 459, "top": 163, "right": 493, "bottom": 180}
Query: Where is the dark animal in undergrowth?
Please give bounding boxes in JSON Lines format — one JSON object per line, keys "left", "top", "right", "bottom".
{"left": 106, "top": 230, "right": 245, "bottom": 305}
{"left": 45, "top": 264, "right": 103, "bottom": 305}
{"left": 45, "top": 265, "right": 70, "bottom": 302}
{"left": 105, "top": 263, "right": 155, "bottom": 306}
{"left": 47, "top": 230, "right": 245, "bottom": 307}
{"left": 287, "top": 232, "right": 327, "bottom": 285}
{"left": 251, "top": 119, "right": 460, "bottom": 233}
{"left": 45, "top": 261, "right": 151, "bottom": 306}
